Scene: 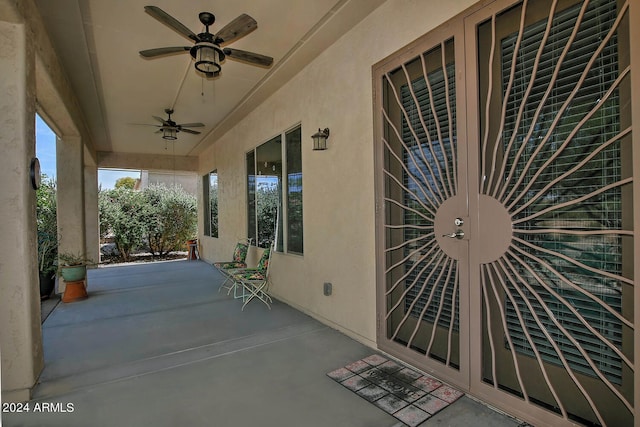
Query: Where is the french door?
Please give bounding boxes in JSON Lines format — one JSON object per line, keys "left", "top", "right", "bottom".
{"left": 374, "top": 1, "right": 634, "bottom": 425}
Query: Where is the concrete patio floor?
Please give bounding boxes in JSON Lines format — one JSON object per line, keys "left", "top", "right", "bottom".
{"left": 4, "top": 260, "right": 523, "bottom": 427}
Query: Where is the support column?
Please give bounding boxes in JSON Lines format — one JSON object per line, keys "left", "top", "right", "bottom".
{"left": 84, "top": 146, "right": 99, "bottom": 264}
{"left": 0, "top": 18, "right": 44, "bottom": 402}
{"left": 56, "top": 134, "right": 86, "bottom": 293}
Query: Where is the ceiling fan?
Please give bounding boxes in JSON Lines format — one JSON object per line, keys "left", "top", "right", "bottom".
{"left": 138, "top": 109, "right": 205, "bottom": 140}
{"left": 139, "top": 6, "right": 273, "bottom": 78}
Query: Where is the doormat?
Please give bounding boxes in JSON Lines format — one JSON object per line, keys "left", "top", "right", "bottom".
{"left": 327, "top": 354, "right": 464, "bottom": 427}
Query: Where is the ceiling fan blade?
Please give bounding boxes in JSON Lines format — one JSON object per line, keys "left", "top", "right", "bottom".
{"left": 223, "top": 48, "right": 273, "bottom": 67}
{"left": 216, "top": 14, "right": 257, "bottom": 45}
{"left": 152, "top": 115, "right": 167, "bottom": 124}
{"left": 144, "top": 6, "right": 198, "bottom": 42}
{"left": 177, "top": 122, "right": 205, "bottom": 128}
{"left": 180, "top": 128, "right": 201, "bottom": 135}
{"left": 139, "top": 46, "right": 190, "bottom": 58}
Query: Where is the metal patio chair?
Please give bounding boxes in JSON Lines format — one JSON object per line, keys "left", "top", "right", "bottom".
{"left": 213, "top": 238, "right": 251, "bottom": 297}
{"left": 231, "top": 243, "right": 274, "bottom": 310}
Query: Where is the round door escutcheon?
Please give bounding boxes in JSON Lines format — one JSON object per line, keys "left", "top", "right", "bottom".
{"left": 477, "top": 195, "right": 512, "bottom": 263}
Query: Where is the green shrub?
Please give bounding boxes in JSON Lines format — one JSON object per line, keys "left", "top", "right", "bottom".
{"left": 99, "top": 187, "right": 147, "bottom": 262}
{"left": 256, "top": 182, "right": 279, "bottom": 248}
{"left": 143, "top": 184, "right": 197, "bottom": 257}
{"left": 99, "top": 184, "right": 197, "bottom": 262}
{"left": 36, "top": 174, "right": 58, "bottom": 276}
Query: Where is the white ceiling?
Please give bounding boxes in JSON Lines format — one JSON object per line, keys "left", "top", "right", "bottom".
{"left": 33, "top": 0, "right": 383, "bottom": 158}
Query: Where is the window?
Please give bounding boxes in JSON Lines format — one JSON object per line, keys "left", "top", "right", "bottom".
{"left": 498, "top": 0, "right": 623, "bottom": 384}
{"left": 401, "top": 58, "right": 458, "bottom": 332}
{"left": 247, "top": 125, "right": 303, "bottom": 253}
{"left": 203, "top": 170, "right": 218, "bottom": 238}
{"left": 286, "top": 127, "right": 303, "bottom": 254}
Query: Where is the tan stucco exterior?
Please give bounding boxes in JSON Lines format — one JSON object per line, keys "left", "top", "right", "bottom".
{"left": 197, "top": 0, "right": 479, "bottom": 346}
{"left": 0, "top": 17, "right": 43, "bottom": 402}
{"left": 139, "top": 170, "right": 198, "bottom": 196}
{"left": 0, "top": 0, "right": 97, "bottom": 400}
{"left": 2, "top": 1, "right": 639, "bottom": 425}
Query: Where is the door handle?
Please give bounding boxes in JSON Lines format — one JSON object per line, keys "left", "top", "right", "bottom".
{"left": 442, "top": 229, "right": 465, "bottom": 239}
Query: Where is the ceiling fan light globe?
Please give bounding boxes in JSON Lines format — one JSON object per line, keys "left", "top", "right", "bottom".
{"left": 162, "top": 127, "right": 178, "bottom": 140}
{"left": 191, "top": 42, "right": 223, "bottom": 75}
{"left": 196, "top": 60, "right": 221, "bottom": 74}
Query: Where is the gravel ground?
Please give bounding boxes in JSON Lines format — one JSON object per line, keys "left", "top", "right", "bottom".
{"left": 99, "top": 243, "right": 188, "bottom": 265}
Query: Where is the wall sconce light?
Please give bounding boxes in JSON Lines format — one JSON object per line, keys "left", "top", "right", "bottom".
{"left": 162, "top": 126, "right": 177, "bottom": 140}
{"left": 311, "top": 128, "right": 330, "bottom": 151}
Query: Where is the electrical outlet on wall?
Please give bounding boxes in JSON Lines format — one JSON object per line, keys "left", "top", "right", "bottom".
{"left": 323, "top": 282, "right": 332, "bottom": 296}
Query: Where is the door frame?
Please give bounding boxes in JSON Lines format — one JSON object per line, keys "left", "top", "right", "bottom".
{"left": 373, "top": 0, "right": 640, "bottom": 425}
{"left": 373, "top": 10, "right": 471, "bottom": 391}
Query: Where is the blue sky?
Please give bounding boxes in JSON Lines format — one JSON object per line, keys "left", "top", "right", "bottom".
{"left": 36, "top": 114, "right": 139, "bottom": 189}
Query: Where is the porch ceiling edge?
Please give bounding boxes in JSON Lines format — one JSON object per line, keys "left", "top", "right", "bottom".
{"left": 97, "top": 151, "right": 198, "bottom": 172}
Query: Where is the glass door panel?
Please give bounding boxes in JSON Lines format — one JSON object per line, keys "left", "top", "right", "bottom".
{"left": 378, "top": 36, "right": 468, "bottom": 380}
{"left": 472, "top": 0, "right": 633, "bottom": 425}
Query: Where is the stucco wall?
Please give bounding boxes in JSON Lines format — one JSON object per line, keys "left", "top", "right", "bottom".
{"left": 198, "top": 0, "right": 479, "bottom": 346}
{"left": 0, "top": 16, "right": 43, "bottom": 401}
{"left": 140, "top": 170, "right": 198, "bottom": 196}
{"left": 1, "top": 0, "right": 99, "bottom": 400}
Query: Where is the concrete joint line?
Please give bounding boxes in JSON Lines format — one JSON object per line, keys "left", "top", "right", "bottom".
{"left": 34, "top": 323, "right": 328, "bottom": 400}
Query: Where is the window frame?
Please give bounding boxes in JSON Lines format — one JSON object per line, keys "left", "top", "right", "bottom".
{"left": 246, "top": 124, "right": 303, "bottom": 254}
{"left": 203, "top": 170, "right": 218, "bottom": 238}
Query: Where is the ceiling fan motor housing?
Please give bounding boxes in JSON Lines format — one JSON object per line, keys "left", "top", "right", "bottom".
{"left": 199, "top": 12, "right": 215, "bottom": 26}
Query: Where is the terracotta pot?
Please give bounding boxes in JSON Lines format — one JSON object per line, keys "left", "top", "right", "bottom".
{"left": 62, "top": 280, "right": 88, "bottom": 303}
{"left": 187, "top": 239, "right": 199, "bottom": 260}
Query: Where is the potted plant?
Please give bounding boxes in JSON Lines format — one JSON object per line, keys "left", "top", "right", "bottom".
{"left": 58, "top": 251, "right": 94, "bottom": 303}
{"left": 58, "top": 252, "right": 94, "bottom": 282}
{"left": 186, "top": 235, "right": 199, "bottom": 260}
{"left": 37, "top": 233, "right": 58, "bottom": 299}
{"left": 36, "top": 175, "right": 58, "bottom": 299}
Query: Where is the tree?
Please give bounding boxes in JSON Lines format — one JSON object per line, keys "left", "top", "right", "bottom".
{"left": 256, "top": 180, "right": 280, "bottom": 248}
{"left": 114, "top": 176, "right": 137, "bottom": 190}
{"left": 143, "top": 184, "right": 197, "bottom": 257}
{"left": 209, "top": 180, "right": 218, "bottom": 238}
{"left": 98, "top": 187, "right": 147, "bottom": 261}
{"left": 98, "top": 184, "right": 197, "bottom": 262}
